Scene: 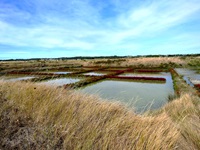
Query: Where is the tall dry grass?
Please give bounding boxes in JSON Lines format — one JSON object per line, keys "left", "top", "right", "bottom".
{"left": 0, "top": 59, "right": 80, "bottom": 72}
{"left": 123, "top": 57, "right": 186, "bottom": 67}
{"left": 0, "top": 80, "right": 199, "bottom": 149}
{"left": 83, "top": 57, "right": 186, "bottom": 67}
{"left": 162, "top": 94, "right": 200, "bottom": 149}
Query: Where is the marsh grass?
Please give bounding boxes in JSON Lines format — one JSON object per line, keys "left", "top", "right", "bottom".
{"left": 162, "top": 94, "right": 200, "bottom": 149}
{"left": 122, "top": 57, "right": 186, "bottom": 68}
{"left": 167, "top": 93, "right": 178, "bottom": 102}
{"left": 187, "top": 57, "right": 200, "bottom": 67}
{"left": 0, "top": 80, "right": 199, "bottom": 149}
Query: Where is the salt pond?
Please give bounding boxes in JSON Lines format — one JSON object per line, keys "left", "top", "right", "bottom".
{"left": 175, "top": 68, "right": 200, "bottom": 86}
{"left": 43, "top": 78, "right": 80, "bottom": 86}
{"left": 80, "top": 72, "right": 174, "bottom": 113}
{"left": 118, "top": 72, "right": 168, "bottom": 77}
{"left": 39, "top": 71, "right": 72, "bottom": 74}
{"left": 8, "top": 76, "right": 35, "bottom": 81}
{"left": 83, "top": 72, "right": 106, "bottom": 76}
{"left": 53, "top": 72, "right": 72, "bottom": 74}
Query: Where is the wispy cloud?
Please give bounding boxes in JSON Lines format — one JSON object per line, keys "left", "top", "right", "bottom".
{"left": 0, "top": 0, "right": 200, "bottom": 58}
{"left": 112, "top": 0, "right": 200, "bottom": 41}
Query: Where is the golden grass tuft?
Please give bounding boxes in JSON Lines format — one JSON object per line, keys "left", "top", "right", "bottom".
{"left": 162, "top": 94, "right": 200, "bottom": 149}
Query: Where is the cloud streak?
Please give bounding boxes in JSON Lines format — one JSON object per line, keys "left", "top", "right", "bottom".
{"left": 0, "top": 0, "right": 200, "bottom": 58}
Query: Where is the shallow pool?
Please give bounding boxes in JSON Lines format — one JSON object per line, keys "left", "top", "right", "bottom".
{"left": 8, "top": 76, "right": 35, "bottom": 81}
{"left": 118, "top": 72, "right": 168, "bottom": 77}
{"left": 83, "top": 72, "right": 106, "bottom": 76}
{"left": 53, "top": 72, "right": 72, "bottom": 74}
{"left": 175, "top": 68, "right": 200, "bottom": 86}
{"left": 80, "top": 73, "right": 174, "bottom": 113}
{"left": 43, "top": 78, "right": 80, "bottom": 86}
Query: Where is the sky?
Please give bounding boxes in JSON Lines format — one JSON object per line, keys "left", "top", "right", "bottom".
{"left": 0, "top": 0, "right": 200, "bottom": 59}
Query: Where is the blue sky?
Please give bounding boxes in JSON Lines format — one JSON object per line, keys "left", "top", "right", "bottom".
{"left": 0, "top": 0, "right": 200, "bottom": 59}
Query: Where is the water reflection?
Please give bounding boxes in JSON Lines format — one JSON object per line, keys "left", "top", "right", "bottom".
{"left": 175, "top": 68, "right": 200, "bottom": 86}
{"left": 43, "top": 78, "right": 80, "bottom": 86}
{"left": 54, "top": 72, "right": 71, "bottom": 74}
{"left": 8, "top": 76, "right": 35, "bottom": 81}
{"left": 83, "top": 72, "right": 106, "bottom": 76}
{"left": 118, "top": 72, "right": 168, "bottom": 77}
{"left": 80, "top": 73, "right": 174, "bottom": 113}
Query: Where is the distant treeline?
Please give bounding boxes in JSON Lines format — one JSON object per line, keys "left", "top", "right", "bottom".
{"left": 1, "top": 54, "right": 200, "bottom": 61}
{"left": 136, "top": 54, "right": 200, "bottom": 58}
